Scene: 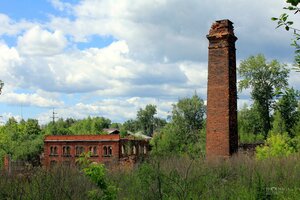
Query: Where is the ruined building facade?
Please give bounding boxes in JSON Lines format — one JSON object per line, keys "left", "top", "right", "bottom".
{"left": 42, "top": 134, "right": 150, "bottom": 168}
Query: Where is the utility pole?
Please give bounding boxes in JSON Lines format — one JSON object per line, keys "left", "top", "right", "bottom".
{"left": 51, "top": 108, "right": 57, "bottom": 124}
{"left": 50, "top": 108, "right": 58, "bottom": 135}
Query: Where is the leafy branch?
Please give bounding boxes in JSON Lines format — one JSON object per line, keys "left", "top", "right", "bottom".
{"left": 272, "top": 0, "right": 300, "bottom": 69}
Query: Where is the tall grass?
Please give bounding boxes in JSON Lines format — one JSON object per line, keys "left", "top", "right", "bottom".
{"left": 0, "top": 167, "right": 97, "bottom": 200}
{"left": 108, "top": 153, "right": 300, "bottom": 199}
{"left": 1, "top": 154, "right": 300, "bottom": 199}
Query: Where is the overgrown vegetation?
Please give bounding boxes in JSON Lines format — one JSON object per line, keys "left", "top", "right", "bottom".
{"left": 0, "top": 167, "right": 98, "bottom": 200}
{"left": 1, "top": 154, "right": 300, "bottom": 199}
{"left": 107, "top": 155, "right": 300, "bottom": 199}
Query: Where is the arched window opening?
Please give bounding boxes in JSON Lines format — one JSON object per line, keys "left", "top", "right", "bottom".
{"left": 103, "top": 146, "right": 108, "bottom": 156}
{"left": 89, "top": 146, "right": 97, "bottom": 156}
{"left": 54, "top": 147, "right": 58, "bottom": 155}
{"left": 121, "top": 145, "right": 125, "bottom": 155}
{"left": 50, "top": 146, "right": 58, "bottom": 156}
{"left": 133, "top": 145, "right": 136, "bottom": 155}
{"left": 76, "top": 146, "right": 84, "bottom": 156}
{"left": 144, "top": 145, "right": 147, "bottom": 154}
{"left": 63, "top": 146, "right": 71, "bottom": 156}
{"left": 108, "top": 146, "right": 112, "bottom": 156}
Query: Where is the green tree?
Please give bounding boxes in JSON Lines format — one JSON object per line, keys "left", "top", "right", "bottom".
{"left": 69, "top": 117, "right": 111, "bottom": 135}
{"left": 238, "top": 54, "right": 290, "bottom": 137}
{"left": 272, "top": 110, "right": 287, "bottom": 134}
{"left": 152, "top": 94, "right": 206, "bottom": 157}
{"left": 275, "top": 87, "right": 299, "bottom": 136}
{"left": 0, "top": 118, "right": 43, "bottom": 163}
{"left": 136, "top": 104, "right": 157, "bottom": 136}
{"left": 238, "top": 103, "right": 264, "bottom": 143}
{"left": 122, "top": 119, "right": 139, "bottom": 133}
{"left": 83, "top": 162, "right": 118, "bottom": 200}
{"left": 238, "top": 103, "right": 263, "bottom": 135}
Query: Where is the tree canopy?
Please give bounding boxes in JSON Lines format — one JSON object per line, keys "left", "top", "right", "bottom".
{"left": 238, "top": 54, "right": 290, "bottom": 137}
{"left": 151, "top": 94, "right": 206, "bottom": 157}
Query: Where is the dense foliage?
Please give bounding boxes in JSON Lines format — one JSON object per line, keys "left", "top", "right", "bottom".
{"left": 123, "top": 104, "right": 167, "bottom": 136}
{"left": 0, "top": 118, "right": 43, "bottom": 167}
{"left": 151, "top": 94, "right": 206, "bottom": 158}
{"left": 238, "top": 54, "right": 290, "bottom": 137}
{"left": 256, "top": 133, "right": 299, "bottom": 159}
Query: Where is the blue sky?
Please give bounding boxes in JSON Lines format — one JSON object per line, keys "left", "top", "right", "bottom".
{"left": 0, "top": 0, "right": 299, "bottom": 124}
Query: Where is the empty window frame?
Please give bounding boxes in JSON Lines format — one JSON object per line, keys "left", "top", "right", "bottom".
{"left": 50, "top": 146, "right": 58, "bottom": 156}
{"left": 133, "top": 145, "right": 137, "bottom": 155}
{"left": 62, "top": 146, "right": 71, "bottom": 156}
{"left": 144, "top": 145, "right": 147, "bottom": 154}
{"left": 75, "top": 146, "right": 85, "bottom": 156}
{"left": 103, "top": 146, "right": 112, "bottom": 157}
{"left": 89, "top": 146, "right": 98, "bottom": 156}
{"left": 121, "top": 145, "right": 125, "bottom": 155}
{"left": 108, "top": 146, "right": 112, "bottom": 156}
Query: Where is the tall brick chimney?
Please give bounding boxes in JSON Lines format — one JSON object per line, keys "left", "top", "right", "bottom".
{"left": 206, "top": 19, "right": 238, "bottom": 159}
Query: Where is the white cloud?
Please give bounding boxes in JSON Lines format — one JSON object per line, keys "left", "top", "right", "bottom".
{"left": 17, "top": 26, "right": 67, "bottom": 56}
{"left": 48, "top": 0, "right": 293, "bottom": 62}
{"left": 0, "top": 92, "right": 63, "bottom": 108}
{"left": 36, "top": 97, "right": 176, "bottom": 124}
{"left": 0, "top": 43, "right": 23, "bottom": 86}
{"left": 0, "top": 13, "right": 35, "bottom": 36}
{"left": 49, "top": 0, "right": 73, "bottom": 12}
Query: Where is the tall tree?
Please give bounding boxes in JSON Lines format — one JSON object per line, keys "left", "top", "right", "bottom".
{"left": 122, "top": 119, "right": 139, "bottom": 133}
{"left": 137, "top": 104, "right": 157, "bottom": 136}
{"left": 238, "top": 103, "right": 263, "bottom": 137}
{"left": 238, "top": 54, "right": 290, "bottom": 137}
{"left": 152, "top": 94, "right": 206, "bottom": 157}
{"left": 275, "top": 87, "right": 299, "bottom": 136}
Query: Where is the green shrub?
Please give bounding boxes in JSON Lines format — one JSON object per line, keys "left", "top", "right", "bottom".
{"left": 83, "top": 163, "right": 118, "bottom": 200}
{"left": 256, "top": 133, "right": 295, "bottom": 160}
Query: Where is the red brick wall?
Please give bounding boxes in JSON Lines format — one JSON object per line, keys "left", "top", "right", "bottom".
{"left": 42, "top": 135, "right": 150, "bottom": 168}
{"left": 3, "top": 154, "right": 10, "bottom": 172}
{"left": 43, "top": 135, "right": 120, "bottom": 168}
{"left": 206, "top": 20, "right": 238, "bottom": 159}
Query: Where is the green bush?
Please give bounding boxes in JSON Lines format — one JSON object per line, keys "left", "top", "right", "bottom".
{"left": 239, "top": 132, "right": 264, "bottom": 143}
{"left": 83, "top": 163, "right": 118, "bottom": 200}
{"left": 256, "top": 133, "right": 296, "bottom": 160}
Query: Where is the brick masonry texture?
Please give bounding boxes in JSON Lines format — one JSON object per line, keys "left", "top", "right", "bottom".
{"left": 206, "top": 19, "right": 238, "bottom": 159}
{"left": 43, "top": 134, "right": 149, "bottom": 168}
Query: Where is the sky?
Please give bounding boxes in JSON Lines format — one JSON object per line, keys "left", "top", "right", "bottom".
{"left": 0, "top": 0, "right": 299, "bottom": 124}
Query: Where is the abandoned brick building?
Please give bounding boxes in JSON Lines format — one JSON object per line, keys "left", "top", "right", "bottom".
{"left": 42, "top": 134, "right": 150, "bottom": 168}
